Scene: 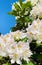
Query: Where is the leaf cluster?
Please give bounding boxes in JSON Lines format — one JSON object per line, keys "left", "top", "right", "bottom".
{"left": 8, "top": 0, "right": 32, "bottom": 31}
{"left": 30, "top": 40, "right": 42, "bottom": 65}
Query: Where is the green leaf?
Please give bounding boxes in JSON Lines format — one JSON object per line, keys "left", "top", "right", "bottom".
{"left": 35, "top": 45, "right": 42, "bottom": 53}
{"left": 2, "top": 63, "right": 11, "bottom": 65}
{"left": 19, "top": 0, "right": 22, "bottom": 6}
{"left": 32, "top": 54, "right": 42, "bottom": 64}
{"left": 30, "top": 40, "right": 37, "bottom": 53}
{"left": 0, "top": 56, "right": 3, "bottom": 60}
{"left": 28, "top": 62, "right": 34, "bottom": 65}
{"left": 8, "top": 10, "right": 18, "bottom": 16}
{"left": 21, "top": 37, "right": 28, "bottom": 42}
{"left": 21, "top": 59, "right": 28, "bottom": 64}
{"left": 21, "top": 59, "right": 34, "bottom": 65}
{"left": 30, "top": 40, "right": 42, "bottom": 53}
{"left": 25, "top": 2, "right": 32, "bottom": 8}
{"left": 22, "top": 3, "right": 26, "bottom": 10}
{"left": 14, "top": 3, "right": 21, "bottom": 11}
{"left": 22, "top": 1, "right": 32, "bottom": 10}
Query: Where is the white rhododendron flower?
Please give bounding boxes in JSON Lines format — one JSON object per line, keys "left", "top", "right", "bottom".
{"left": 10, "top": 30, "right": 21, "bottom": 40}
{"left": 27, "top": 19, "right": 42, "bottom": 43}
{"left": 19, "top": 41, "right": 32, "bottom": 62}
{"left": 30, "top": 3, "right": 42, "bottom": 18}
{"left": 0, "top": 31, "right": 31, "bottom": 64}
{"left": 6, "top": 41, "right": 21, "bottom": 64}
{"left": 5, "top": 37, "right": 32, "bottom": 64}
{"left": 39, "top": 0, "right": 42, "bottom": 4}
{"left": 10, "top": 30, "right": 27, "bottom": 40}
{"left": 0, "top": 35, "right": 7, "bottom": 57}
{"left": 26, "top": 0, "right": 39, "bottom": 5}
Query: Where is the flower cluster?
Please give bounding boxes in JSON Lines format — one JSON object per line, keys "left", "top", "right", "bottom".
{"left": 26, "top": 0, "right": 39, "bottom": 5}
{"left": 0, "top": 0, "right": 42, "bottom": 65}
{"left": 27, "top": 19, "right": 42, "bottom": 44}
{"left": 30, "top": 0, "right": 42, "bottom": 18}
{"left": 0, "top": 31, "right": 32, "bottom": 64}
{"left": 0, "top": 18, "right": 42, "bottom": 64}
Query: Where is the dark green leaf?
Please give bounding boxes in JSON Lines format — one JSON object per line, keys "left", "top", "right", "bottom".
{"left": 8, "top": 10, "right": 18, "bottom": 16}
{"left": 32, "top": 54, "right": 42, "bottom": 64}
{"left": 21, "top": 59, "right": 34, "bottom": 65}
{"left": 21, "top": 59, "right": 27, "bottom": 64}
{"left": 30, "top": 40, "right": 37, "bottom": 53}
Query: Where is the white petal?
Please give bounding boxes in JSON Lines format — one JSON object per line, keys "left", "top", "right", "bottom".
{"left": 11, "top": 59, "right": 15, "bottom": 64}
{"left": 16, "top": 60, "right": 21, "bottom": 64}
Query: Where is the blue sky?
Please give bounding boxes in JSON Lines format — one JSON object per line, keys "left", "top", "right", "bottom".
{"left": 0, "top": 0, "right": 24, "bottom": 34}
{"left": 0, "top": 0, "right": 18, "bottom": 34}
